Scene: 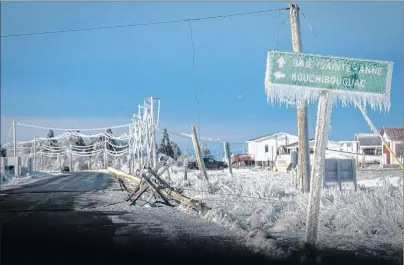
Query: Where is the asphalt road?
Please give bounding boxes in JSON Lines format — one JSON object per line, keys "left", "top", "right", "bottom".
{"left": 0, "top": 172, "right": 400, "bottom": 265}
{"left": 0, "top": 172, "right": 278, "bottom": 265}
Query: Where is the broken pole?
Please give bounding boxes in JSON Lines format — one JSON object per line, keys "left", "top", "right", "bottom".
{"left": 223, "top": 142, "right": 233, "bottom": 177}
{"left": 191, "top": 125, "right": 209, "bottom": 183}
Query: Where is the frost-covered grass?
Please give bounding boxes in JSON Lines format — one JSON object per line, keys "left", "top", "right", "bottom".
{"left": 72, "top": 164, "right": 402, "bottom": 258}
{"left": 163, "top": 167, "right": 403, "bottom": 257}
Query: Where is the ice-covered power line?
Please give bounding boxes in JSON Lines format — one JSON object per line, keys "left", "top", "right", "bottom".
{"left": 1, "top": 7, "right": 288, "bottom": 38}
{"left": 301, "top": 11, "right": 319, "bottom": 40}
{"left": 16, "top": 122, "right": 130, "bottom": 131}
{"left": 186, "top": 19, "right": 201, "bottom": 138}
{"left": 156, "top": 126, "right": 246, "bottom": 145}
{"left": 222, "top": 15, "right": 255, "bottom": 100}
{"left": 301, "top": 11, "right": 325, "bottom": 51}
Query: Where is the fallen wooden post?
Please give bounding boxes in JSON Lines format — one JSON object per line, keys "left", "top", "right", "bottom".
{"left": 183, "top": 157, "right": 188, "bottom": 180}
{"left": 126, "top": 178, "right": 146, "bottom": 202}
{"left": 107, "top": 167, "right": 210, "bottom": 213}
{"left": 130, "top": 184, "right": 150, "bottom": 206}
{"left": 108, "top": 167, "right": 141, "bottom": 184}
{"left": 142, "top": 172, "right": 174, "bottom": 207}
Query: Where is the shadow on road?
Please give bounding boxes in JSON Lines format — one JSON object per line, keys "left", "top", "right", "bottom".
{"left": 1, "top": 209, "right": 281, "bottom": 265}
{"left": 0, "top": 173, "right": 401, "bottom": 265}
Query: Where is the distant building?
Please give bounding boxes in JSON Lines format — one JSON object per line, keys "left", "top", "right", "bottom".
{"left": 284, "top": 139, "right": 314, "bottom": 153}
{"left": 380, "top": 127, "right": 404, "bottom": 166}
{"left": 246, "top": 132, "right": 298, "bottom": 165}
{"left": 354, "top": 133, "right": 382, "bottom": 155}
{"left": 280, "top": 138, "right": 341, "bottom": 153}
{"left": 338, "top": 141, "right": 359, "bottom": 153}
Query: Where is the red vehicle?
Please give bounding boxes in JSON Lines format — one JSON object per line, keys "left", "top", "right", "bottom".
{"left": 231, "top": 154, "right": 255, "bottom": 166}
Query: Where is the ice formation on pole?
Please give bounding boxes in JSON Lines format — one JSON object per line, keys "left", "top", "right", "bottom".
{"left": 305, "top": 91, "right": 333, "bottom": 245}
{"left": 264, "top": 51, "right": 393, "bottom": 112}
{"left": 6, "top": 99, "right": 159, "bottom": 173}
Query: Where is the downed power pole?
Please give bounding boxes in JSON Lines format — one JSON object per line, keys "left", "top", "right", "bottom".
{"left": 107, "top": 161, "right": 210, "bottom": 213}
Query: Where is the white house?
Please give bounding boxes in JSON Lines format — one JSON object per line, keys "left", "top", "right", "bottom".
{"left": 338, "top": 141, "right": 359, "bottom": 153}
{"left": 354, "top": 133, "right": 382, "bottom": 155}
{"left": 247, "top": 132, "right": 298, "bottom": 164}
{"left": 380, "top": 127, "right": 404, "bottom": 166}
{"left": 284, "top": 139, "right": 314, "bottom": 153}
{"left": 284, "top": 139, "right": 342, "bottom": 157}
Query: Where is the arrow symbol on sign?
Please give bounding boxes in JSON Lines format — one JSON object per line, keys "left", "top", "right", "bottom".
{"left": 277, "top": 56, "right": 286, "bottom": 68}
{"left": 274, "top": 71, "right": 286, "bottom": 79}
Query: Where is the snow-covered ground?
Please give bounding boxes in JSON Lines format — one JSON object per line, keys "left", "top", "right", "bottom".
{"left": 0, "top": 171, "right": 65, "bottom": 191}
{"left": 77, "top": 167, "right": 403, "bottom": 259}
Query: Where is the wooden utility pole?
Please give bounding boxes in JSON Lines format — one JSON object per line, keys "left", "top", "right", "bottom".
{"left": 69, "top": 139, "right": 73, "bottom": 172}
{"left": 145, "top": 96, "right": 160, "bottom": 169}
{"left": 150, "top": 96, "right": 157, "bottom": 168}
{"left": 104, "top": 135, "right": 108, "bottom": 169}
{"left": 356, "top": 141, "right": 359, "bottom": 167}
{"left": 191, "top": 125, "right": 209, "bottom": 182}
{"left": 33, "top": 137, "right": 36, "bottom": 171}
{"left": 137, "top": 104, "right": 143, "bottom": 170}
{"left": 223, "top": 142, "right": 233, "bottom": 177}
{"left": 40, "top": 145, "right": 43, "bottom": 171}
{"left": 289, "top": 4, "right": 311, "bottom": 193}
{"left": 13, "top": 120, "right": 17, "bottom": 157}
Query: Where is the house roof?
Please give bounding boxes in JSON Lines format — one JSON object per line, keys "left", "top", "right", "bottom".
{"left": 285, "top": 139, "right": 340, "bottom": 149}
{"left": 247, "top": 132, "right": 297, "bottom": 143}
{"left": 381, "top": 127, "right": 404, "bottom": 141}
{"left": 354, "top": 133, "right": 382, "bottom": 147}
{"left": 285, "top": 139, "right": 315, "bottom": 149}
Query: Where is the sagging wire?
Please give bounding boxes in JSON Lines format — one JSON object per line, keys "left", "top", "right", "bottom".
{"left": 16, "top": 122, "right": 131, "bottom": 132}
{"left": 301, "top": 11, "right": 324, "bottom": 51}
{"left": 276, "top": 10, "right": 280, "bottom": 50}
{"left": 187, "top": 20, "right": 201, "bottom": 140}
{"left": 2, "top": 7, "right": 288, "bottom": 38}
{"left": 2, "top": 125, "right": 12, "bottom": 146}
{"left": 223, "top": 16, "right": 255, "bottom": 100}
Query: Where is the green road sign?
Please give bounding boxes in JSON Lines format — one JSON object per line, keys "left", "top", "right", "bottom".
{"left": 266, "top": 51, "right": 393, "bottom": 95}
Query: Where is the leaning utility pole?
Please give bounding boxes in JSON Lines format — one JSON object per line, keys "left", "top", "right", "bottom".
{"left": 289, "top": 4, "right": 311, "bottom": 193}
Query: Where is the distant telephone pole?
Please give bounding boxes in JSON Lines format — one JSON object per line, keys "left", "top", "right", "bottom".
{"left": 13, "top": 120, "right": 17, "bottom": 157}
{"left": 289, "top": 4, "right": 311, "bottom": 193}
{"left": 145, "top": 96, "right": 161, "bottom": 169}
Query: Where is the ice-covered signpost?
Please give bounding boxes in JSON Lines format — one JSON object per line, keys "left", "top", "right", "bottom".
{"left": 264, "top": 50, "right": 394, "bottom": 246}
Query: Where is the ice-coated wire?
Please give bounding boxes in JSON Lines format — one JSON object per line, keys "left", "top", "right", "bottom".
{"left": 223, "top": 15, "right": 255, "bottom": 99}
{"left": 16, "top": 122, "right": 131, "bottom": 131}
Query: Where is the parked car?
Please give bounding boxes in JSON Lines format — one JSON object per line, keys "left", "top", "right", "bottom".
{"left": 188, "top": 157, "right": 228, "bottom": 170}
{"left": 61, "top": 166, "right": 70, "bottom": 172}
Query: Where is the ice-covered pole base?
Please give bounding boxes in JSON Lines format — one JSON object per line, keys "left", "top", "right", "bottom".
{"left": 305, "top": 91, "right": 333, "bottom": 245}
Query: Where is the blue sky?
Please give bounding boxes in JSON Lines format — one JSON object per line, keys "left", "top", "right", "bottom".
{"left": 1, "top": 2, "right": 403, "bottom": 156}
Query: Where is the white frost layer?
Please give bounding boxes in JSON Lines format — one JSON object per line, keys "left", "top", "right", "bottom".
{"left": 77, "top": 168, "right": 402, "bottom": 258}
{"left": 169, "top": 169, "right": 402, "bottom": 257}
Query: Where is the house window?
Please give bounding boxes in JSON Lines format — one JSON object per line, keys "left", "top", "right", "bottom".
{"left": 363, "top": 148, "right": 376, "bottom": 155}
{"left": 265, "top": 145, "right": 268, "bottom": 153}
